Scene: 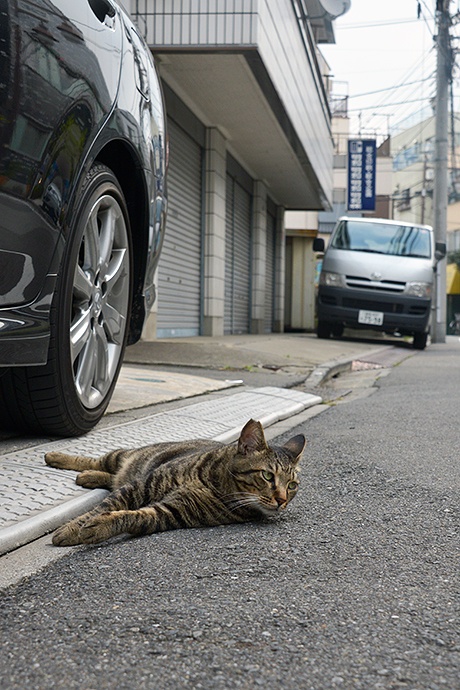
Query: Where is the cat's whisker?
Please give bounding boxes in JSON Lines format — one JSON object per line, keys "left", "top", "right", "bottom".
{"left": 226, "top": 502, "right": 256, "bottom": 514}
{"left": 223, "top": 493, "right": 264, "bottom": 513}
{"left": 219, "top": 490, "right": 254, "bottom": 500}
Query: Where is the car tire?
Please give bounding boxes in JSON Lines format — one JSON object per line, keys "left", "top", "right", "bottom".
{"left": 412, "top": 332, "right": 428, "bottom": 350}
{"left": 317, "top": 320, "right": 332, "bottom": 339}
{"left": 331, "top": 323, "right": 344, "bottom": 338}
{"left": 0, "top": 164, "right": 132, "bottom": 436}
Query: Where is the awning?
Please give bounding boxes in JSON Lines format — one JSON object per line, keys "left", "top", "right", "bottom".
{"left": 446, "top": 263, "right": 460, "bottom": 294}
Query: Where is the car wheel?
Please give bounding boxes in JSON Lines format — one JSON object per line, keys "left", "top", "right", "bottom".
{"left": 412, "top": 332, "right": 428, "bottom": 350}
{"left": 0, "top": 164, "right": 132, "bottom": 436}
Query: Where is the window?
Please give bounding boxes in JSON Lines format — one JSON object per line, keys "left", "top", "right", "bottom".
{"left": 397, "top": 188, "right": 411, "bottom": 211}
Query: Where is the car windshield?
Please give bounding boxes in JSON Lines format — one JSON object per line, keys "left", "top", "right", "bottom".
{"left": 331, "top": 220, "right": 432, "bottom": 258}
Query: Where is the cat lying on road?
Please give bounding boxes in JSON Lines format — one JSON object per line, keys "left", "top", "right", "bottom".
{"left": 45, "top": 419, "right": 305, "bottom": 546}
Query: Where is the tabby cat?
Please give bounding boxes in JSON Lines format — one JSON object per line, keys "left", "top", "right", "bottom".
{"left": 45, "top": 419, "right": 305, "bottom": 546}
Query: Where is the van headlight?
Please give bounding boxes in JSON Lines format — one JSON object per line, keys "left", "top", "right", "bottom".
{"left": 320, "top": 271, "right": 346, "bottom": 288}
{"left": 406, "top": 281, "right": 432, "bottom": 298}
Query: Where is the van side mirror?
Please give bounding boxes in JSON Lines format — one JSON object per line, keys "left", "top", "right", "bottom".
{"left": 435, "top": 242, "right": 446, "bottom": 262}
{"left": 313, "top": 237, "right": 325, "bottom": 253}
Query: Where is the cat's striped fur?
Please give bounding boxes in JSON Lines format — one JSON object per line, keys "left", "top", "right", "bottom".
{"left": 45, "top": 419, "right": 305, "bottom": 546}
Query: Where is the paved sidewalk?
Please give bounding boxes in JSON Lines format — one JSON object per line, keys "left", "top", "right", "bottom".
{"left": 124, "top": 332, "right": 394, "bottom": 372}
{"left": 0, "top": 332, "right": 406, "bottom": 556}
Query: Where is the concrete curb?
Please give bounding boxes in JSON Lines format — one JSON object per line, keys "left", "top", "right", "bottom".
{"left": 305, "top": 345, "right": 391, "bottom": 387}
{"left": 0, "top": 489, "right": 108, "bottom": 557}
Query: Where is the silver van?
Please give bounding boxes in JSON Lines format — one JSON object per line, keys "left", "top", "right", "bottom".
{"left": 314, "top": 217, "right": 445, "bottom": 350}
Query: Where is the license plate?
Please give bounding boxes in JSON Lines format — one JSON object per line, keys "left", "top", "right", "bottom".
{"left": 358, "top": 309, "right": 384, "bottom": 326}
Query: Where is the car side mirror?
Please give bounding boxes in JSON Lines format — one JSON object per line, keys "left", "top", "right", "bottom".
{"left": 435, "top": 242, "right": 446, "bottom": 263}
{"left": 313, "top": 237, "right": 325, "bottom": 253}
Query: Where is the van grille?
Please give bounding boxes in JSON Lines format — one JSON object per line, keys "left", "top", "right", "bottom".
{"left": 343, "top": 298, "right": 404, "bottom": 313}
{"left": 340, "top": 297, "right": 428, "bottom": 316}
{"left": 345, "top": 276, "right": 406, "bottom": 293}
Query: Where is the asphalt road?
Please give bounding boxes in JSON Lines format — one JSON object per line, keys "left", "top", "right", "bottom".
{"left": 0, "top": 340, "right": 459, "bottom": 690}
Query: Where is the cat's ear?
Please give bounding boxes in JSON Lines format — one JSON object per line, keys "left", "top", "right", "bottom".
{"left": 284, "top": 434, "right": 306, "bottom": 464}
{"left": 237, "top": 419, "right": 268, "bottom": 455}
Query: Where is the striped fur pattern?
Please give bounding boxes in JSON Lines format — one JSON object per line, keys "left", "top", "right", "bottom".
{"left": 45, "top": 419, "right": 305, "bottom": 546}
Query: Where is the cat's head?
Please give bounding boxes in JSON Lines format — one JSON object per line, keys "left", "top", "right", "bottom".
{"left": 229, "top": 419, "right": 305, "bottom": 515}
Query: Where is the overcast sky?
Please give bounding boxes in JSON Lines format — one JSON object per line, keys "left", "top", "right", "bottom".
{"left": 321, "top": 0, "right": 442, "bottom": 140}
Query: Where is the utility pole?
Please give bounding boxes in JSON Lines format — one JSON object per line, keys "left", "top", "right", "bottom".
{"left": 432, "top": 0, "right": 451, "bottom": 343}
{"left": 421, "top": 153, "right": 427, "bottom": 225}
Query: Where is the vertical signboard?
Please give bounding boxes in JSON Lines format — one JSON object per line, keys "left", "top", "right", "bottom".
{"left": 347, "top": 139, "right": 376, "bottom": 211}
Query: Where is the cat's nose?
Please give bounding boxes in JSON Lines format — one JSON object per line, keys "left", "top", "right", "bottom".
{"left": 274, "top": 495, "right": 286, "bottom": 508}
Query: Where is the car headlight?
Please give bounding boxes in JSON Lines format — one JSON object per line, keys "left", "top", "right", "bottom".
{"left": 406, "top": 281, "right": 432, "bottom": 298}
{"left": 320, "top": 271, "right": 346, "bottom": 288}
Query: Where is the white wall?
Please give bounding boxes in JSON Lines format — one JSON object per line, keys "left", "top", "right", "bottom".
{"left": 257, "top": 0, "right": 333, "bottom": 204}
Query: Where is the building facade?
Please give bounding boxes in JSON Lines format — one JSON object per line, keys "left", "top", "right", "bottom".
{"left": 127, "top": 1, "right": 347, "bottom": 338}
{"left": 390, "top": 115, "right": 460, "bottom": 254}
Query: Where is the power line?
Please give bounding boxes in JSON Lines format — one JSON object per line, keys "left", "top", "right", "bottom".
{"left": 419, "top": 0, "right": 435, "bottom": 22}
{"left": 348, "top": 96, "right": 436, "bottom": 112}
{"left": 328, "top": 0, "right": 439, "bottom": 138}
{"left": 348, "top": 76, "right": 434, "bottom": 100}
{"left": 357, "top": 38, "right": 436, "bottom": 132}
{"left": 418, "top": 0, "right": 437, "bottom": 34}
{"left": 338, "top": 18, "right": 424, "bottom": 29}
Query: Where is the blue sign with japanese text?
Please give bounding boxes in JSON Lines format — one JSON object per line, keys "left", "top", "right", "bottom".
{"left": 347, "top": 139, "right": 376, "bottom": 211}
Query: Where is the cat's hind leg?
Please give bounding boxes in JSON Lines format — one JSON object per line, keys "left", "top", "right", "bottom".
{"left": 46, "top": 448, "right": 131, "bottom": 473}
{"left": 46, "top": 448, "right": 130, "bottom": 483}
{"left": 45, "top": 451, "right": 102, "bottom": 472}
{"left": 45, "top": 452, "right": 115, "bottom": 490}
{"left": 75, "top": 470, "right": 114, "bottom": 490}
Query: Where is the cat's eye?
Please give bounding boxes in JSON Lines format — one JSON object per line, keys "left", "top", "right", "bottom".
{"left": 262, "top": 470, "right": 274, "bottom": 482}
{"left": 287, "top": 481, "right": 298, "bottom": 491}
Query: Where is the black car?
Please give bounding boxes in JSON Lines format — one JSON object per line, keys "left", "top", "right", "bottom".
{"left": 0, "top": 0, "right": 167, "bottom": 435}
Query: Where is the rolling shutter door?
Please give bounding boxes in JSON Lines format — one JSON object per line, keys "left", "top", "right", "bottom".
{"left": 265, "top": 204, "right": 276, "bottom": 332}
{"left": 224, "top": 174, "right": 252, "bottom": 334}
{"left": 157, "top": 120, "right": 202, "bottom": 337}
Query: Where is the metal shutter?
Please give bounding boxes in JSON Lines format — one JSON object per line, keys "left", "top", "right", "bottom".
{"left": 157, "top": 120, "right": 202, "bottom": 337}
{"left": 265, "top": 205, "right": 276, "bottom": 332}
{"left": 224, "top": 174, "right": 252, "bottom": 334}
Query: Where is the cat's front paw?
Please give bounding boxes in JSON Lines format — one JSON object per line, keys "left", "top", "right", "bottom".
{"left": 52, "top": 521, "right": 83, "bottom": 547}
{"left": 79, "top": 514, "right": 115, "bottom": 544}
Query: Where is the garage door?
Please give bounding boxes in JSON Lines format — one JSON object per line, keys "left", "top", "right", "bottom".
{"left": 224, "top": 173, "right": 252, "bottom": 334}
{"left": 265, "top": 200, "right": 277, "bottom": 332}
{"left": 157, "top": 119, "right": 203, "bottom": 337}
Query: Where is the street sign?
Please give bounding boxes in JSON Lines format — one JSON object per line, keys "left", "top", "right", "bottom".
{"left": 347, "top": 139, "right": 376, "bottom": 211}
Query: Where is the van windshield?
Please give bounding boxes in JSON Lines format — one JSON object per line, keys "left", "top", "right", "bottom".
{"left": 331, "top": 220, "right": 431, "bottom": 259}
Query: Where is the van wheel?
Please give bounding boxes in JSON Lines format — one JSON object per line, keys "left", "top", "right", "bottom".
{"left": 317, "top": 321, "right": 332, "bottom": 339}
{"left": 331, "top": 324, "right": 344, "bottom": 338}
{"left": 413, "top": 332, "right": 428, "bottom": 350}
